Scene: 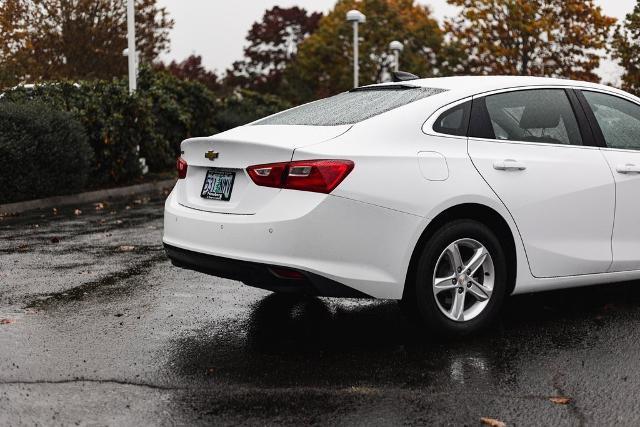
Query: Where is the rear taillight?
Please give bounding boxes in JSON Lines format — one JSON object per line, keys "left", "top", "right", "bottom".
{"left": 177, "top": 157, "right": 188, "bottom": 179}
{"left": 247, "top": 160, "right": 354, "bottom": 194}
{"left": 246, "top": 162, "right": 288, "bottom": 188}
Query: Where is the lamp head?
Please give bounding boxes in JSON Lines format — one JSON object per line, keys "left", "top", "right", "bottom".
{"left": 389, "top": 41, "right": 404, "bottom": 52}
{"left": 346, "top": 10, "right": 366, "bottom": 23}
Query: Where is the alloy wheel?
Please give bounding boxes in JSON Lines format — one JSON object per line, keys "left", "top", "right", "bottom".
{"left": 432, "top": 238, "right": 495, "bottom": 322}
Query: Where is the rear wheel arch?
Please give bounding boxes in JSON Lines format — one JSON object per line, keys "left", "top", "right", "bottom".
{"left": 404, "top": 203, "right": 517, "bottom": 300}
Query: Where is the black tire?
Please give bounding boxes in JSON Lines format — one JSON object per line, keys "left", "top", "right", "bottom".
{"left": 401, "top": 219, "right": 508, "bottom": 337}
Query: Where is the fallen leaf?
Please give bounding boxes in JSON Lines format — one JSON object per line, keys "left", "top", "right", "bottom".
{"left": 481, "top": 417, "right": 506, "bottom": 427}
{"left": 17, "top": 244, "right": 29, "bottom": 252}
{"left": 50, "top": 237, "right": 60, "bottom": 244}
{"left": 0, "top": 319, "right": 15, "bottom": 325}
{"left": 117, "top": 245, "right": 136, "bottom": 252}
{"left": 549, "top": 397, "right": 571, "bottom": 405}
{"left": 74, "top": 209, "right": 82, "bottom": 216}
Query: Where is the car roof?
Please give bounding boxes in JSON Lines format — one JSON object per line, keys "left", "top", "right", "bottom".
{"left": 366, "top": 75, "right": 635, "bottom": 101}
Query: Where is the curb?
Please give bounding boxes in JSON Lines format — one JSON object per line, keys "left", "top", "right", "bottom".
{"left": 0, "top": 179, "right": 176, "bottom": 215}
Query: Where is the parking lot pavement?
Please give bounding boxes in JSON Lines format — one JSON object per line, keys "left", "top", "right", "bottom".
{"left": 2, "top": 196, "right": 640, "bottom": 426}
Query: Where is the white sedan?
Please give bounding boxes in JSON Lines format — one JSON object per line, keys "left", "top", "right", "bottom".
{"left": 163, "top": 76, "right": 640, "bottom": 335}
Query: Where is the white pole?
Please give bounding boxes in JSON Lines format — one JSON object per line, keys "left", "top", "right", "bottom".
{"left": 389, "top": 41, "right": 403, "bottom": 75}
{"left": 127, "top": 0, "right": 137, "bottom": 93}
{"left": 353, "top": 21, "right": 359, "bottom": 88}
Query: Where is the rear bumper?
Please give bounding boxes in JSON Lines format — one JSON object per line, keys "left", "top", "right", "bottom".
{"left": 164, "top": 243, "right": 369, "bottom": 297}
{"left": 162, "top": 189, "right": 424, "bottom": 299}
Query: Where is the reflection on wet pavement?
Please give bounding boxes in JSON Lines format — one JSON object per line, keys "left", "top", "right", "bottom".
{"left": 2, "top": 197, "right": 640, "bottom": 425}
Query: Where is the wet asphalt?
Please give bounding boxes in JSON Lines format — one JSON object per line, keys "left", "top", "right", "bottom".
{"left": 1, "top": 194, "right": 640, "bottom": 426}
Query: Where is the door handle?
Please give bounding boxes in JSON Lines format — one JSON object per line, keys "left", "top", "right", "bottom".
{"left": 616, "top": 164, "right": 640, "bottom": 174}
{"left": 493, "top": 159, "right": 527, "bottom": 171}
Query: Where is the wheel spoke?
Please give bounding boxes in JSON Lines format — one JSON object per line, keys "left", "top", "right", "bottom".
{"left": 446, "top": 242, "right": 464, "bottom": 272}
{"left": 465, "top": 246, "right": 488, "bottom": 276}
{"left": 467, "top": 278, "right": 491, "bottom": 302}
{"left": 434, "top": 275, "right": 457, "bottom": 294}
{"left": 449, "top": 290, "right": 466, "bottom": 321}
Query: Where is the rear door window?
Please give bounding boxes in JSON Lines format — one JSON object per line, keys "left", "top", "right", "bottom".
{"left": 470, "top": 89, "right": 583, "bottom": 146}
{"left": 254, "top": 87, "right": 448, "bottom": 126}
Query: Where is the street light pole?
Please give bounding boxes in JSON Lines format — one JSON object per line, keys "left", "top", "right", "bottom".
{"left": 353, "top": 20, "right": 359, "bottom": 87}
{"left": 389, "top": 41, "right": 404, "bottom": 73}
{"left": 127, "top": 0, "right": 137, "bottom": 93}
{"left": 346, "top": 10, "right": 366, "bottom": 88}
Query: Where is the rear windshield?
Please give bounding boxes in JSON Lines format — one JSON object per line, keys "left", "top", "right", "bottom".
{"left": 254, "top": 87, "right": 448, "bottom": 126}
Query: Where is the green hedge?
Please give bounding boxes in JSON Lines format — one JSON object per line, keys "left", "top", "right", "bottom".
{"left": 213, "top": 89, "right": 291, "bottom": 131}
{"left": 0, "top": 103, "right": 93, "bottom": 204}
{"left": 0, "top": 70, "right": 291, "bottom": 194}
{"left": 137, "top": 68, "right": 219, "bottom": 161}
{"left": 0, "top": 81, "right": 145, "bottom": 185}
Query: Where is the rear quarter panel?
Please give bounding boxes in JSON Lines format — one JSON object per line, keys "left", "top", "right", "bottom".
{"left": 292, "top": 93, "right": 533, "bottom": 295}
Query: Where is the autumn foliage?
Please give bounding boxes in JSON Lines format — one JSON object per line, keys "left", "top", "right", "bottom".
{"left": 0, "top": 0, "right": 173, "bottom": 88}
{"left": 445, "top": 0, "right": 616, "bottom": 81}
{"left": 227, "top": 6, "right": 322, "bottom": 94}
{"left": 612, "top": 1, "right": 640, "bottom": 95}
{"left": 283, "top": 0, "right": 446, "bottom": 102}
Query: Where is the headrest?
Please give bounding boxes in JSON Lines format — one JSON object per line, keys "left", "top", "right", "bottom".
{"left": 519, "top": 104, "right": 561, "bottom": 129}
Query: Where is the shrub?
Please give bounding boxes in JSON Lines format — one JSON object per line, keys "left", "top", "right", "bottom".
{"left": 0, "top": 71, "right": 292, "bottom": 194}
{"left": 78, "top": 81, "right": 147, "bottom": 184}
{"left": 136, "top": 68, "right": 219, "bottom": 168}
{"left": 0, "top": 103, "right": 93, "bottom": 204}
{"left": 0, "top": 81, "right": 144, "bottom": 186}
{"left": 213, "top": 89, "right": 291, "bottom": 131}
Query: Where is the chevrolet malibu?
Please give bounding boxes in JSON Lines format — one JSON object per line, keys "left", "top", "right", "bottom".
{"left": 163, "top": 76, "right": 640, "bottom": 335}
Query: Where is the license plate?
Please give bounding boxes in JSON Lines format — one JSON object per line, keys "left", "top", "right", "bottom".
{"left": 200, "top": 169, "right": 235, "bottom": 201}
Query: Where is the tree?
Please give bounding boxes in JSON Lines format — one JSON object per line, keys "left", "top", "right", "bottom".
{"left": 284, "top": 0, "right": 448, "bottom": 103}
{"left": 612, "top": 1, "right": 640, "bottom": 95}
{"left": 444, "top": 0, "right": 616, "bottom": 81}
{"left": 227, "top": 6, "right": 322, "bottom": 94}
{"left": 156, "top": 55, "right": 221, "bottom": 93}
{"left": 0, "top": 0, "right": 173, "bottom": 88}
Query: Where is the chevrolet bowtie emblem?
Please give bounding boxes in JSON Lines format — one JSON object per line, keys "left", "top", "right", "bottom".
{"left": 205, "top": 150, "right": 219, "bottom": 161}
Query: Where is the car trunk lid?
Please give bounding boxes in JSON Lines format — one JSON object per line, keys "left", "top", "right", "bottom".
{"left": 177, "top": 125, "right": 351, "bottom": 214}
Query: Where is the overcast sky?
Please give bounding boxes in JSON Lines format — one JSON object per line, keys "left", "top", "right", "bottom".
{"left": 156, "top": 0, "right": 636, "bottom": 81}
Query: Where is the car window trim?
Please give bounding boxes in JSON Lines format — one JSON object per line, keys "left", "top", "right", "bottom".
{"left": 469, "top": 96, "right": 495, "bottom": 139}
{"left": 573, "top": 90, "right": 607, "bottom": 148}
{"left": 566, "top": 89, "right": 599, "bottom": 148}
